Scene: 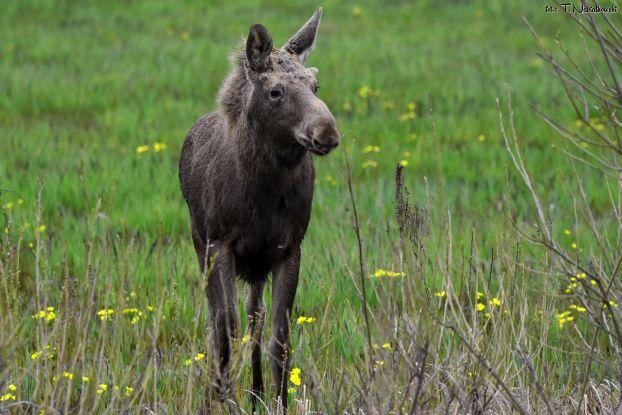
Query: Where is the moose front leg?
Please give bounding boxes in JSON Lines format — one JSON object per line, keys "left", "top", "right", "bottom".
{"left": 205, "top": 241, "right": 239, "bottom": 401}
{"left": 245, "top": 280, "right": 266, "bottom": 409}
{"left": 269, "top": 247, "right": 301, "bottom": 409}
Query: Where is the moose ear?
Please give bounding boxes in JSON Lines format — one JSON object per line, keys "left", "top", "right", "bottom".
{"left": 246, "top": 24, "right": 273, "bottom": 71}
{"left": 284, "top": 8, "right": 322, "bottom": 64}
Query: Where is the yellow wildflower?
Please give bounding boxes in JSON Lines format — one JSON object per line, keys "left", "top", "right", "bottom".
{"left": 433, "top": 291, "right": 446, "bottom": 298}
{"left": 97, "top": 308, "right": 115, "bottom": 321}
{"left": 343, "top": 102, "right": 352, "bottom": 111}
{"left": 7, "top": 384, "right": 16, "bottom": 392}
{"left": 571, "top": 242, "right": 577, "bottom": 250}
{"left": 153, "top": 142, "right": 167, "bottom": 152}
{"left": 362, "top": 145, "right": 380, "bottom": 154}
{"left": 184, "top": 358, "right": 191, "bottom": 367}
{"left": 0, "top": 393, "right": 16, "bottom": 402}
{"left": 352, "top": 6, "right": 363, "bottom": 17}
{"left": 136, "top": 145, "right": 149, "bottom": 154}
{"left": 62, "top": 372, "right": 73, "bottom": 380}
{"left": 82, "top": 376, "right": 89, "bottom": 383}
{"left": 125, "top": 386, "right": 133, "bottom": 397}
{"left": 194, "top": 353, "right": 205, "bottom": 361}
{"left": 529, "top": 57, "right": 544, "bottom": 67}
{"left": 373, "top": 269, "right": 404, "bottom": 278}
{"left": 399, "top": 112, "right": 416, "bottom": 122}
{"left": 399, "top": 160, "right": 409, "bottom": 167}
{"left": 296, "top": 316, "right": 316, "bottom": 325}
{"left": 97, "top": 384, "right": 108, "bottom": 394}
{"left": 382, "top": 100, "right": 395, "bottom": 109}
{"left": 37, "top": 224, "right": 46, "bottom": 233}
{"left": 362, "top": 160, "right": 378, "bottom": 169}
{"left": 478, "top": 134, "right": 486, "bottom": 142}
{"left": 476, "top": 303, "right": 486, "bottom": 312}
{"left": 381, "top": 343, "right": 392, "bottom": 350}
{"left": 489, "top": 298, "right": 501, "bottom": 307}
{"left": 4, "top": 202, "right": 13, "bottom": 210}
{"left": 31, "top": 351, "right": 40, "bottom": 360}
{"left": 577, "top": 272, "right": 587, "bottom": 279}
{"left": 590, "top": 279, "right": 597, "bottom": 286}
{"left": 476, "top": 291, "right": 483, "bottom": 300}
{"left": 287, "top": 387, "right": 296, "bottom": 394}
{"left": 290, "top": 367, "right": 301, "bottom": 386}
{"left": 241, "top": 334, "right": 251, "bottom": 344}
{"left": 564, "top": 229, "right": 571, "bottom": 235}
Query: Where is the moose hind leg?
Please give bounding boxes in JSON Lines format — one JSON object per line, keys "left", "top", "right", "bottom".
{"left": 206, "top": 243, "right": 239, "bottom": 401}
{"left": 245, "top": 280, "right": 266, "bottom": 408}
{"left": 269, "top": 248, "right": 300, "bottom": 409}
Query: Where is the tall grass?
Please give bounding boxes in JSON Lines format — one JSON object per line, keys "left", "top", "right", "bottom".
{"left": 2, "top": 1, "right": 622, "bottom": 414}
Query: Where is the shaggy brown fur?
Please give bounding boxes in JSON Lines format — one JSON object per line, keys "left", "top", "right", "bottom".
{"left": 178, "top": 8, "right": 339, "bottom": 409}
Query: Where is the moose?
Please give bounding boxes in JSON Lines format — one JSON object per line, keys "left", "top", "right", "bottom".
{"left": 179, "top": 8, "right": 340, "bottom": 408}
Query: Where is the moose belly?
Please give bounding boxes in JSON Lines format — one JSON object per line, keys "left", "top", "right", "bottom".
{"left": 230, "top": 216, "right": 299, "bottom": 274}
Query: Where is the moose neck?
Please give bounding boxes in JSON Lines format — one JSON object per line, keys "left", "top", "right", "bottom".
{"left": 233, "top": 112, "right": 308, "bottom": 177}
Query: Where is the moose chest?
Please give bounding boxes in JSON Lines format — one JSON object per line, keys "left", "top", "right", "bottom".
{"left": 220, "top": 176, "right": 313, "bottom": 269}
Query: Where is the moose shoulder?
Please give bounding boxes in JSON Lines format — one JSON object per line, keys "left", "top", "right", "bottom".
{"left": 178, "top": 8, "right": 339, "bottom": 410}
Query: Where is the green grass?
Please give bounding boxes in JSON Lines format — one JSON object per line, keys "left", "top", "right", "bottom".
{"left": 1, "top": 0, "right": 619, "bottom": 413}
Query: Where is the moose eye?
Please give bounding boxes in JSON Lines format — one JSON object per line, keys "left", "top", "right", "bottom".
{"left": 270, "top": 89, "right": 283, "bottom": 99}
{"left": 313, "top": 83, "right": 319, "bottom": 94}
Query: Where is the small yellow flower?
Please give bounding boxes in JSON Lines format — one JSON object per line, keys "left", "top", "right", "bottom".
{"left": 7, "top": 384, "right": 16, "bottom": 392}
{"left": 433, "top": 291, "right": 446, "bottom": 298}
{"left": 489, "top": 298, "right": 501, "bottom": 307}
{"left": 4, "top": 202, "right": 13, "bottom": 210}
{"left": 125, "top": 386, "right": 133, "bottom": 397}
{"left": 362, "top": 160, "right": 378, "bottom": 169}
{"left": 194, "top": 353, "right": 205, "bottom": 361}
{"left": 374, "top": 360, "right": 384, "bottom": 368}
{"left": 62, "top": 372, "right": 73, "bottom": 380}
{"left": 577, "top": 272, "right": 587, "bottom": 279}
{"left": 97, "top": 384, "right": 108, "bottom": 394}
{"left": 136, "top": 145, "right": 149, "bottom": 154}
{"left": 590, "top": 279, "right": 597, "bottom": 286}
{"left": 362, "top": 145, "right": 380, "bottom": 154}
{"left": 37, "top": 224, "right": 46, "bottom": 233}
{"left": 399, "top": 112, "right": 416, "bottom": 122}
{"left": 575, "top": 120, "right": 583, "bottom": 128}
{"left": 381, "top": 343, "right": 392, "bottom": 350}
{"left": 564, "top": 229, "right": 571, "bottom": 235}
{"left": 287, "top": 387, "right": 296, "bottom": 394}
{"left": 477, "top": 134, "right": 486, "bottom": 142}
{"left": 529, "top": 57, "right": 544, "bottom": 67}
{"left": 373, "top": 269, "right": 405, "bottom": 278}
{"left": 241, "top": 334, "right": 251, "bottom": 344}
{"left": 184, "top": 358, "right": 191, "bottom": 367}
{"left": 0, "top": 393, "right": 16, "bottom": 402}
{"left": 352, "top": 6, "right": 364, "bottom": 17}
{"left": 31, "top": 351, "right": 40, "bottom": 360}
{"left": 571, "top": 242, "right": 577, "bottom": 250}
{"left": 343, "top": 102, "right": 352, "bottom": 111}
{"left": 296, "top": 316, "right": 316, "bottom": 325}
{"left": 153, "top": 142, "right": 167, "bottom": 152}
{"left": 82, "top": 376, "right": 89, "bottom": 383}
{"left": 382, "top": 100, "right": 395, "bottom": 109}
{"left": 476, "top": 303, "right": 486, "bottom": 312}
{"left": 476, "top": 291, "right": 483, "bottom": 300}
{"left": 17, "top": 198, "right": 23, "bottom": 205}
{"left": 97, "top": 308, "right": 115, "bottom": 321}
{"left": 289, "top": 367, "right": 302, "bottom": 386}
{"left": 399, "top": 160, "right": 409, "bottom": 167}
{"left": 146, "top": 305, "right": 154, "bottom": 312}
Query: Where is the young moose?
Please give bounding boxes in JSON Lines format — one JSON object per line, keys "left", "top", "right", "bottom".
{"left": 179, "top": 8, "right": 340, "bottom": 407}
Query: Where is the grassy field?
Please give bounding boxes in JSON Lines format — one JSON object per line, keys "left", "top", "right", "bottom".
{"left": 1, "top": 0, "right": 620, "bottom": 413}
